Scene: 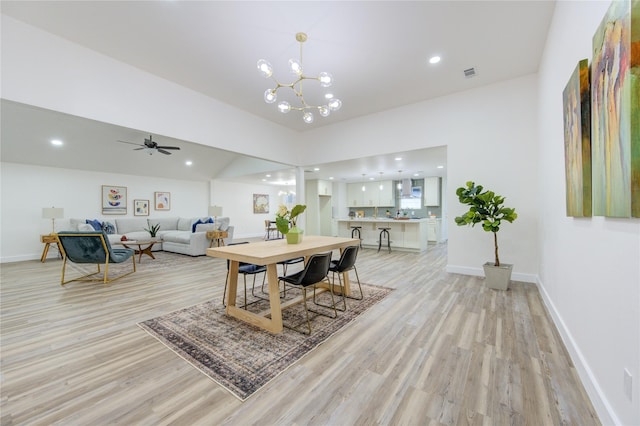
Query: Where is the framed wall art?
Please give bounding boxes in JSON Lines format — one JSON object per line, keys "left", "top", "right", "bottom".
{"left": 562, "top": 59, "right": 592, "bottom": 217}
{"left": 591, "top": 0, "right": 640, "bottom": 217}
{"left": 253, "top": 194, "right": 269, "bottom": 214}
{"left": 154, "top": 192, "right": 171, "bottom": 210}
{"left": 134, "top": 199, "right": 149, "bottom": 216}
{"left": 102, "top": 185, "right": 127, "bottom": 215}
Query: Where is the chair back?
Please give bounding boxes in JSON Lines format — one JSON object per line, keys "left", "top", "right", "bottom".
{"left": 334, "top": 245, "right": 359, "bottom": 273}
{"left": 57, "top": 231, "right": 110, "bottom": 264}
{"left": 226, "top": 242, "right": 250, "bottom": 269}
{"left": 296, "top": 252, "right": 332, "bottom": 286}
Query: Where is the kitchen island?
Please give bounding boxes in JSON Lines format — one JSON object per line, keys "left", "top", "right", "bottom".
{"left": 336, "top": 217, "right": 429, "bottom": 252}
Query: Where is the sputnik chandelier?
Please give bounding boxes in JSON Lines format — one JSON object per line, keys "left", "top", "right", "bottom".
{"left": 257, "top": 32, "right": 342, "bottom": 124}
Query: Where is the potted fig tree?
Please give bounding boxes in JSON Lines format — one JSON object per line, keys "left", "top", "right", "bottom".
{"left": 454, "top": 181, "right": 518, "bottom": 290}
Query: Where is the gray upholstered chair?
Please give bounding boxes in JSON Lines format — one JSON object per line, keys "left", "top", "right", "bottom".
{"left": 56, "top": 231, "right": 136, "bottom": 285}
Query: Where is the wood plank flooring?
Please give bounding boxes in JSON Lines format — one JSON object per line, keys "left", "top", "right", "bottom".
{"left": 0, "top": 241, "right": 600, "bottom": 425}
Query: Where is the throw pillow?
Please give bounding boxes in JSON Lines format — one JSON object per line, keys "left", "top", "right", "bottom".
{"left": 102, "top": 221, "right": 116, "bottom": 235}
{"left": 86, "top": 219, "right": 102, "bottom": 231}
{"left": 191, "top": 219, "right": 203, "bottom": 233}
{"left": 78, "top": 223, "right": 94, "bottom": 232}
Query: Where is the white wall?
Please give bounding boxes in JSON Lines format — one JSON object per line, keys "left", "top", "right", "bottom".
{"left": 537, "top": 1, "right": 640, "bottom": 425}
{"left": 210, "top": 179, "right": 295, "bottom": 239}
{"left": 0, "top": 163, "right": 210, "bottom": 262}
{"left": 302, "top": 75, "right": 540, "bottom": 282}
{"left": 0, "top": 15, "right": 297, "bottom": 166}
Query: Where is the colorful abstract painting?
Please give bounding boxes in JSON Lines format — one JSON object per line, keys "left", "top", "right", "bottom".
{"left": 563, "top": 59, "right": 592, "bottom": 217}
{"left": 591, "top": 0, "right": 640, "bottom": 217}
{"left": 102, "top": 185, "right": 127, "bottom": 215}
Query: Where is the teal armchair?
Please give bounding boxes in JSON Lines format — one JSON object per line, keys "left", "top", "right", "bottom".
{"left": 56, "top": 231, "right": 136, "bottom": 285}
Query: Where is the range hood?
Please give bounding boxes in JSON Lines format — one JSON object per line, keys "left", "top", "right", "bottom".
{"left": 401, "top": 179, "right": 412, "bottom": 197}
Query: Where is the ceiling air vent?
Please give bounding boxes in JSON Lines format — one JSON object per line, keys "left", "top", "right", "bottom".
{"left": 463, "top": 67, "right": 477, "bottom": 78}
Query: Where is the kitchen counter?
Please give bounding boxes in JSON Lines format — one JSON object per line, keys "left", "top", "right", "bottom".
{"left": 336, "top": 218, "right": 430, "bottom": 252}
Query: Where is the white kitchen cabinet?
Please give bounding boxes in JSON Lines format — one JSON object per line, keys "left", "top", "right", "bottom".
{"left": 427, "top": 218, "right": 442, "bottom": 242}
{"left": 347, "top": 180, "right": 394, "bottom": 207}
{"left": 317, "top": 179, "right": 332, "bottom": 196}
{"left": 425, "top": 177, "right": 441, "bottom": 206}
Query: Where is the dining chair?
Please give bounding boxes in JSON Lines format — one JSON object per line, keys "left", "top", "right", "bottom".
{"left": 56, "top": 231, "right": 136, "bottom": 285}
{"left": 278, "top": 252, "right": 337, "bottom": 334}
{"left": 223, "top": 242, "right": 267, "bottom": 308}
{"left": 264, "top": 219, "right": 278, "bottom": 240}
{"left": 329, "top": 245, "right": 363, "bottom": 303}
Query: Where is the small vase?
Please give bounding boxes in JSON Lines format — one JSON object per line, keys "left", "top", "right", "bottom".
{"left": 286, "top": 228, "right": 304, "bottom": 244}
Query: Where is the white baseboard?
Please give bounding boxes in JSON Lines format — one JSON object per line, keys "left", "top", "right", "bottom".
{"left": 535, "top": 278, "right": 618, "bottom": 426}
{"left": 445, "top": 264, "right": 537, "bottom": 283}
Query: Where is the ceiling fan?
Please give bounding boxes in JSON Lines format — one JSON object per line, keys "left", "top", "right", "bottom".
{"left": 116, "top": 134, "right": 181, "bottom": 155}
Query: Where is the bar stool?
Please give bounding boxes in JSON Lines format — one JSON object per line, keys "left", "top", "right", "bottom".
{"left": 350, "top": 226, "right": 363, "bottom": 248}
{"left": 378, "top": 227, "right": 391, "bottom": 253}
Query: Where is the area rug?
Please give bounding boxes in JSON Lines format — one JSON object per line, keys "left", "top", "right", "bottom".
{"left": 138, "top": 283, "right": 392, "bottom": 401}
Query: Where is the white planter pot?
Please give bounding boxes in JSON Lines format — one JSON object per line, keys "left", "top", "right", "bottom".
{"left": 483, "top": 262, "right": 513, "bottom": 290}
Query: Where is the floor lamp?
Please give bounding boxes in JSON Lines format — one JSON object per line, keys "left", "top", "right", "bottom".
{"left": 42, "top": 207, "right": 64, "bottom": 234}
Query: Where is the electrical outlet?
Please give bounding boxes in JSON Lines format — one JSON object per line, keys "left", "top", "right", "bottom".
{"left": 624, "top": 368, "right": 633, "bottom": 401}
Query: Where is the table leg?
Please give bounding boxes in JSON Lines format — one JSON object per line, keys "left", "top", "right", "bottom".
{"left": 40, "top": 243, "right": 50, "bottom": 263}
{"left": 225, "top": 262, "right": 283, "bottom": 333}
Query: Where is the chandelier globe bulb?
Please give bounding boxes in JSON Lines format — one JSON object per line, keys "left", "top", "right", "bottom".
{"left": 264, "top": 89, "right": 277, "bottom": 104}
{"left": 289, "top": 59, "right": 303, "bottom": 75}
{"left": 318, "top": 106, "right": 330, "bottom": 117}
{"left": 257, "top": 59, "right": 273, "bottom": 78}
{"left": 277, "top": 101, "right": 291, "bottom": 113}
{"left": 318, "top": 72, "right": 333, "bottom": 87}
{"left": 328, "top": 98, "right": 342, "bottom": 111}
{"left": 303, "top": 111, "right": 314, "bottom": 124}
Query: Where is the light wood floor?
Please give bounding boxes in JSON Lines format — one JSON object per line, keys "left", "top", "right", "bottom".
{"left": 1, "top": 241, "right": 600, "bottom": 425}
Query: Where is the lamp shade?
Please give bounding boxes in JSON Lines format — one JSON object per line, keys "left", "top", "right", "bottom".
{"left": 208, "top": 206, "right": 223, "bottom": 217}
{"left": 42, "top": 207, "right": 64, "bottom": 219}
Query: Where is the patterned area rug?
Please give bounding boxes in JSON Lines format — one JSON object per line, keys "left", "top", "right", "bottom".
{"left": 138, "top": 283, "right": 392, "bottom": 401}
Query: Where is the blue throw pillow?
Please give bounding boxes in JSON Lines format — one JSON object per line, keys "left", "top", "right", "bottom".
{"left": 191, "top": 219, "right": 203, "bottom": 233}
{"left": 86, "top": 219, "right": 102, "bottom": 231}
{"left": 102, "top": 221, "right": 116, "bottom": 235}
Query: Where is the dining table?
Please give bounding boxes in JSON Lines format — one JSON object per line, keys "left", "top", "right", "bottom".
{"left": 207, "top": 235, "right": 360, "bottom": 333}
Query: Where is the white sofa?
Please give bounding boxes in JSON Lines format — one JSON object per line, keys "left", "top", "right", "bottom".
{"left": 68, "top": 217, "right": 234, "bottom": 256}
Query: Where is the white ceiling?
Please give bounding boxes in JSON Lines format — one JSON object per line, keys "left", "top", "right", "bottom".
{"left": 0, "top": 1, "right": 555, "bottom": 184}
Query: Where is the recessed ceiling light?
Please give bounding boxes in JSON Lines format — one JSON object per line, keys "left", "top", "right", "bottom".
{"left": 413, "top": 173, "right": 420, "bottom": 176}
{"left": 313, "top": 167, "right": 320, "bottom": 171}
{"left": 437, "top": 165, "right": 444, "bottom": 169}
{"left": 429, "top": 56, "right": 441, "bottom": 64}
{"left": 325, "top": 93, "right": 334, "bottom": 99}
{"left": 50, "top": 139, "right": 63, "bottom": 146}
{"left": 395, "top": 157, "right": 402, "bottom": 161}
{"left": 369, "top": 177, "right": 374, "bottom": 180}
{"left": 262, "top": 178, "right": 267, "bottom": 182}
{"left": 266, "top": 174, "right": 271, "bottom": 177}
{"left": 185, "top": 160, "right": 193, "bottom": 166}
{"left": 329, "top": 177, "right": 334, "bottom": 180}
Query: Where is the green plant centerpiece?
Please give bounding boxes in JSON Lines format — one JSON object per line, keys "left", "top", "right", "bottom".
{"left": 145, "top": 223, "right": 160, "bottom": 238}
{"left": 276, "top": 204, "right": 306, "bottom": 244}
{"left": 455, "top": 181, "right": 517, "bottom": 289}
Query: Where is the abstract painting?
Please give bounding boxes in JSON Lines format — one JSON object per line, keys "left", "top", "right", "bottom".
{"left": 102, "top": 185, "right": 127, "bottom": 215}
{"left": 562, "top": 59, "right": 592, "bottom": 217}
{"left": 154, "top": 192, "right": 171, "bottom": 211}
{"left": 591, "top": 0, "right": 640, "bottom": 217}
{"left": 253, "top": 194, "right": 269, "bottom": 214}
{"left": 134, "top": 199, "right": 149, "bottom": 216}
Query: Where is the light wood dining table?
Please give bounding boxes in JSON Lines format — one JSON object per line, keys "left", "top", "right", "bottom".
{"left": 207, "top": 235, "right": 359, "bottom": 333}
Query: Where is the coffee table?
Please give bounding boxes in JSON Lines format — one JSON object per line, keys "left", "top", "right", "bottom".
{"left": 115, "top": 240, "right": 158, "bottom": 263}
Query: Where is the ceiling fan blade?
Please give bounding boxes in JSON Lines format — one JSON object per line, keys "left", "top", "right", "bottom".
{"left": 156, "top": 146, "right": 180, "bottom": 150}
{"left": 157, "top": 148, "right": 172, "bottom": 155}
{"left": 116, "top": 139, "right": 143, "bottom": 147}
{"left": 133, "top": 147, "right": 145, "bottom": 150}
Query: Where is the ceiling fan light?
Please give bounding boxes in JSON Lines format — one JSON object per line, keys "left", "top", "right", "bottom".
{"left": 257, "top": 59, "right": 273, "bottom": 78}
{"left": 318, "top": 106, "right": 330, "bottom": 117}
{"left": 289, "top": 59, "right": 303, "bottom": 75}
{"left": 303, "top": 111, "right": 314, "bottom": 124}
{"left": 277, "top": 101, "right": 291, "bottom": 113}
{"left": 264, "top": 89, "right": 277, "bottom": 104}
{"left": 318, "top": 72, "right": 333, "bottom": 87}
{"left": 328, "top": 98, "right": 342, "bottom": 111}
